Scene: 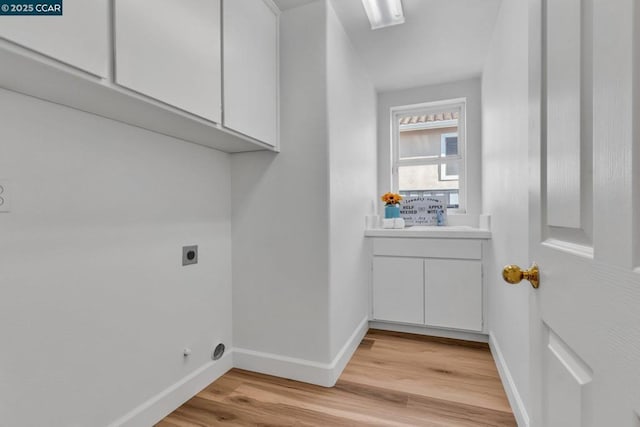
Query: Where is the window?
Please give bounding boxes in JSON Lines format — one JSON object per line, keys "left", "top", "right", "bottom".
{"left": 390, "top": 99, "right": 466, "bottom": 210}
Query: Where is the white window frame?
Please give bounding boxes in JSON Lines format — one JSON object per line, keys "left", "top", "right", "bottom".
{"left": 390, "top": 98, "right": 467, "bottom": 213}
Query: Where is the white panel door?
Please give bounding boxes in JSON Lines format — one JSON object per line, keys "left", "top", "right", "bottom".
{"left": 0, "top": 0, "right": 109, "bottom": 77}
{"left": 372, "top": 257, "right": 423, "bottom": 324}
{"left": 527, "top": 0, "right": 640, "bottom": 425}
{"left": 115, "top": 0, "right": 222, "bottom": 123}
{"left": 223, "top": 0, "right": 278, "bottom": 146}
{"left": 425, "top": 259, "right": 482, "bottom": 331}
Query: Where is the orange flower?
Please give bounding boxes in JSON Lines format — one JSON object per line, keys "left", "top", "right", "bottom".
{"left": 381, "top": 192, "right": 403, "bottom": 205}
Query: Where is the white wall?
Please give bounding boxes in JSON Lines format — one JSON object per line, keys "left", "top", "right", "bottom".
{"left": 232, "top": 0, "right": 375, "bottom": 383}
{"left": 481, "top": 0, "right": 530, "bottom": 424}
{"left": 231, "top": 0, "right": 331, "bottom": 363}
{"left": 326, "top": 0, "right": 377, "bottom": 359}
{"left": 0, "top": 89, "right": 232, "bottom": 426}
{"left": 377, "top": 78, "right": 482, "bottom": 215}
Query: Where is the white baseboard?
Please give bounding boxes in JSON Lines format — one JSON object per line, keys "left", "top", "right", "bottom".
{"left": 108, "top": 353, "right": 233, "bottom": 427}
{"left": 327, "top": 316, "right": 370, "bottom": 385}
{"left": 369, "top": 321, "right": 489, "bottom": 343}
{"left": 234, "top": 316, "right": 369, "bottom": 387}
{"left": 489, "top": 332, "right": 530, "bottom": 427}
{"left": 108, "top": 324, "right": 518, "bottom": 427}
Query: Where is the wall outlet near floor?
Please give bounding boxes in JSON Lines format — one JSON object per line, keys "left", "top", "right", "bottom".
{"left": 182, "top": 245, "right": 198, "bottom": 266}
{"left": 0, "top": 181, "right": 10, "bottom": 213}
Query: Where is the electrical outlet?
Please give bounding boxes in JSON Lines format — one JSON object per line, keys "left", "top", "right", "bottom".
{"left": 0, "top": 181, "right": 10, "bottom": 213}
{"left": 182, "top": 245, "right": 198, "bottom": 266}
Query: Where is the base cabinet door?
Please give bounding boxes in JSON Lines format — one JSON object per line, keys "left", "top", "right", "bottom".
{"left": 425, "top": 259, "right": 482, "bottom": 331}
{"left": 372, "top": 257, "right": 423, "bottom": 324}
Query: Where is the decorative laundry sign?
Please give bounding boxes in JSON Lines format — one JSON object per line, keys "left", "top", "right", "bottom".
{"left": 400, "top": 196, "right": 447, "bottom": 226}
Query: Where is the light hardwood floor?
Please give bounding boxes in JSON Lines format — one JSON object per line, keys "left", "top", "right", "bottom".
{"left": 157, "top": 329, "right": 516, "bottom": 426}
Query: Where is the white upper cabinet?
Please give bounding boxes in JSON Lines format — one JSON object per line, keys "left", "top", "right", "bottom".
{"left": 0, "top": 0, "right": 109, "bottom": 77}
{"left": 0, "top": 0, "right": 278, "bottom": 152}
{"left": 223, "top": 0, "right": 279, "bottom": 146}
{"left": 114, "top": 0, "right": 222, "bottom": 123}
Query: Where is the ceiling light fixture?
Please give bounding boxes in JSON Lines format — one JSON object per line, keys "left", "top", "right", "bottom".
{"left": 361, "top": 0, "right": 405, "bottom": 30}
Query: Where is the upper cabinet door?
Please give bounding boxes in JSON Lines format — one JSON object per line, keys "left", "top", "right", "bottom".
{"left": 223, "top": 0, "right": 278, "bottom": 146}
{"left": 0, "top": 0, "right": 109, "bottom": 77}
{"left": 114, "top": 0, "right": 222, "bottom": 123}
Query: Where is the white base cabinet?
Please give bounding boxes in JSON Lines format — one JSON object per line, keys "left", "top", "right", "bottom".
{"left": 425, "top": 259, "right": 482, "bottom": 331}
{"left": 370, "top": 237, "right": 486, "bottom": 333}
{"left": 372, "top": 257, "right": 423, "bottom": 324}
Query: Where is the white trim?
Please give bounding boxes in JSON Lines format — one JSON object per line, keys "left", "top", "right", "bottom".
{"left": 547, "top": 330, "right": 593, "bottom": 385}
{"left": 541, "top": 238, "right": 594, "bottom": 259}
{"left": 108, "top": 353, "right": 233, "bottom": 427}
{"left": 261, "top": 0, "right": 281, "bottom": 152}
{"left": 262, "top": 0, "right": 281, "bottom": 15}
{"left": 369, "top": 321, "right": 489, "bottom": 343}
{"left": 234, "top": 316, "right": 369, "bottom": 387}
{"left": 399, "top": 119, "right": 458, "bottom": 132}
{"left": 328, "top": 316, "right": 370, "bottom": 385}
{"left": 489, "top": 332, "right": 530, "bottom": 427}
{"left": 391, "top": 97, "right": 468, "bottom": 113}
{"left": 395, "top": 154, "right": 462, "bottom": 167}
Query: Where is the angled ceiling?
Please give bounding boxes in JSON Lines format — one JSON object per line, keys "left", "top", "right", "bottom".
{"left": 274, "top": 0, "right": 502, "bottom": 92}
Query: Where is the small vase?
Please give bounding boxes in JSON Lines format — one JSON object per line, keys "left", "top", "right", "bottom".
{"left": 384, "top": 204, "right": 401, "bottom": 219}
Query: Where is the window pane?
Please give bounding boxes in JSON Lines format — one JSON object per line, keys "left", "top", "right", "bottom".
{"left": 399, "top": 126, "right": 458, "bottom": 160}
{"left": 443, "top": 135, "right": 458, "bottom": 156}
{"left": 398, "top": 163, "right": 460, "bottom": 208}
{"left": 441, "top": 161, "right": 459, "bottom": 180}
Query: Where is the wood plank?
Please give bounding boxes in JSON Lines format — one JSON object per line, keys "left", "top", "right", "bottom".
{"left": 157, "top": 331, "right": 516, "bottom": 426}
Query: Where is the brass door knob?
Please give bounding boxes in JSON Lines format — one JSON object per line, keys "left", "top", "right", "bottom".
{"left": 502, "top": 263, "right": 540, "bottom": 289}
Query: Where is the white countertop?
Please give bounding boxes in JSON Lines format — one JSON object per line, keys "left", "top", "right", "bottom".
{"left": 365, "top": 225, "right": 491, "bottom": 239}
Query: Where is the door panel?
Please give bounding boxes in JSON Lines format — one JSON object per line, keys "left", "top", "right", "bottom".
{"left": 529, "top": 0, "right": 640, "bottom": 425}
{"left": 544, "top": 0, "right": 594, "bottom": 251}
{"left": 115, "top": 0, "right": 222, "bottom": 122}
{"left": 546, "top": 0, "right": 581, "bottom": 228}
{"left": 424, "top": 259, "right": 482, "bottom": 331}
{"left": 591, "top": 0, "right": 636, "bottom": 268}
{"left": 0, "top": 0, "right": 109, "bottom": 77}
{"left": 372, "top": 257, "right": 423, "bottom": 324}
{"left": 223, "top": 0, "right": 278, "bottom": 145}
{"left": 543, "top": 327, "right": 593, "bottom": 427}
